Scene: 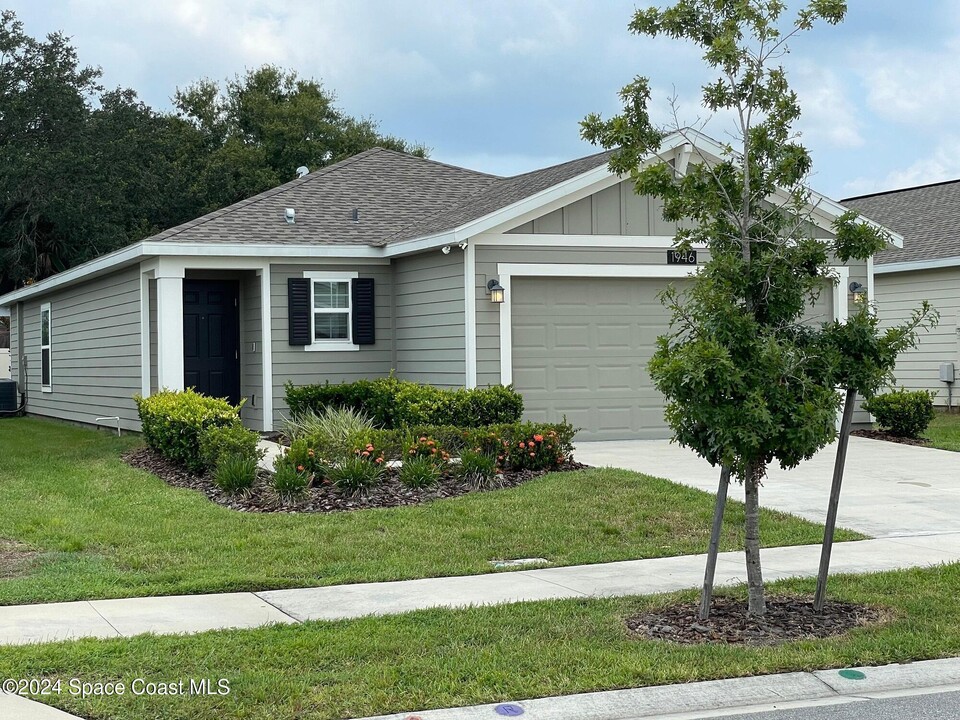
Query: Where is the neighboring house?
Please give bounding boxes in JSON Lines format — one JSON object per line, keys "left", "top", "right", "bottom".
{"left": 0, "top": 130, "right": 896, "bottom": 440}
{"left": 844, "top": 181, "right": 960, "bottom": 411}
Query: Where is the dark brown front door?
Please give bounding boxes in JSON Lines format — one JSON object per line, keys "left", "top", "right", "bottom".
{"left": 183, "top": 280, "right": 241, "bottom": 405}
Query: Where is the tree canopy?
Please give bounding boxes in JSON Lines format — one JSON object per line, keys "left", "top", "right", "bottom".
{"left": 0, "top": 11, "right": 425, "bottom": 294}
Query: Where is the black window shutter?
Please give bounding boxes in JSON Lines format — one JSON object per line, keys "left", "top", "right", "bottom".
{"left": 288, "top": 278, "right": 312, "bottom": 346}
{"left": 352, "top": 278, "right": 375, "bottom": 346}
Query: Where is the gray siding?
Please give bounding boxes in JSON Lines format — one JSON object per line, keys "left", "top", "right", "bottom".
{"left": 508, "top": 182, "right": 682, "bottom": 236}
{"left": 393, "top": 251, "right": 465, "bottom": 387}
{"left": 21, "top": 267, "right": 142, "bottom": 430}
{"left": 875, "top": 266, "right": 960, "bottom": 406}
{"left": 271, "top": 263, "right": 394, "bottom": 426}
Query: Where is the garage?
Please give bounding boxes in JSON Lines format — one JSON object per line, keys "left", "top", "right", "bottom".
{"left": 511, "top": 275, "right": 689, "bottom": 441}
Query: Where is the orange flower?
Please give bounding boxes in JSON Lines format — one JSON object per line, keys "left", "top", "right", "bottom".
{"left": 533, "top": 434, "right": 543, "bottom": 442}
{"left": 427, "top": 440, "right": 435, "bottom": 446}
{"left": 375, "top": 457, "right": 384, "bottom": 464}
{"left": 297, "top": 465, "right": 305, "bottom": 472}
{"left": 361, "top": 450, "right": 370, "bottom": 457}
{"left": 430, "top": 448, "right": 437, "bottom": 454}
{"left": 528, "top": 452, "right": 535, "bottom": 457}
{"left": 518, "top": 441, "right": 525, "bottom": 448}
{"left": 366, "top": 444, "right": 374, "bottom": 451}
{"left": 408, "top": 449, "right": 416, "bottom": 455}
{"left": 419, "top": 436, "right": 428, "bottom": 442}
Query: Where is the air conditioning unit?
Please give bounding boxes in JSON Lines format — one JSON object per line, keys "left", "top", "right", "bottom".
{"left": 0, "top": 379, "right": 18, "bottom": 414}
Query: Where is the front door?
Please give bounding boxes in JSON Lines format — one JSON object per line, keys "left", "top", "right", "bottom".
{"left": 183, "top": 280, "right": 241, "bottom": 405}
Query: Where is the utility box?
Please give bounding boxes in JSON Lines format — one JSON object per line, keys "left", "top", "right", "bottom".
{"left": 941, "top": 362, "right": 956, "bottom": 383}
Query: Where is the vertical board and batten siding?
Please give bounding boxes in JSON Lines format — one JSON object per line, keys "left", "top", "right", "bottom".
{"left": 392, "top": 251, "right": 466, "bottom": 388}
{"left": 20, "top": 267, "right": 142, "bottom": 430}
{"left": 875, "top": 267, "right": 960, "bottom": 406}
{"left": 270, "top": 264, "right": 393, "bottom": 426}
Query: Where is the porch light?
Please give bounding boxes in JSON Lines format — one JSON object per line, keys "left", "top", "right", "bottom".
{"left": 848, "top": 281, "right": 866, "bottom": 304}
{"left": 487, "top": 279, "right": 505, "bottom": 304}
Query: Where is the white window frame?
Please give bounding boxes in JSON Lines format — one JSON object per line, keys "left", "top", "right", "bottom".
{"left": 304, "top": 271, "right": 358, "bottom": 352}
{"left": 40, "top": 302, "right": 52, "bottom": 392}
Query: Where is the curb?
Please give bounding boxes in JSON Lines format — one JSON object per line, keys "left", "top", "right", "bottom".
{"left": 356, "top": 656, "right": 960, "bottom": 720}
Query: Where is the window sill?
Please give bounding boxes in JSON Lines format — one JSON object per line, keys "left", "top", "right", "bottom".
{"left": 304, "top": 342, "right": 359, "bottom": 352}
{"left": 41, "top": 386, "right": 52, "bottom": 393}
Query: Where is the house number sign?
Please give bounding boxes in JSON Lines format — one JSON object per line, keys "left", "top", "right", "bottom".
{"left": 666, "top": 249, "right": 698, "bottom": 265}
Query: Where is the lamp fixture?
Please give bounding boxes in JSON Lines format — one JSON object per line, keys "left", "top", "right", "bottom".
{"left": 486, "top": 278, "right": 505, "bottom": 304}
{"left": 848, "top": 281, "right": 866, "bottom": 304}
{"left": 441, "top": 245, "right": 451, "bottom": 255}
{"left": 458, "top": 241, "right": 468, "bottom": 250}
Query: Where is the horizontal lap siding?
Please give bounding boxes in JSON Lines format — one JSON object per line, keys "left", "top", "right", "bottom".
{"left": 393, "top": 252, "right": 465, "bottom": 388}
{"left": 271, "top": 264, "right": 393, "bottom": 426}
{"left": 22, "top": 267, "right": 142, "bottom": 430}
{"left": 875, "top": 267, "right": 960, "bottom": 405}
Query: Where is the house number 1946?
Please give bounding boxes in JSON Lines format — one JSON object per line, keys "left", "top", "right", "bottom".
{"left": 667, "top": 249, "right": 698, "bottom": 265}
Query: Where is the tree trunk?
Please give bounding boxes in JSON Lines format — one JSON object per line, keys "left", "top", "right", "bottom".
{"left": 699, "top": 466, "right": 731, "bottom": 621}
{"left": 743, "top": 464, "right": 766, "bottom": 615}
{"left": 814, "top": 387, "right": 857, "bottom": 612}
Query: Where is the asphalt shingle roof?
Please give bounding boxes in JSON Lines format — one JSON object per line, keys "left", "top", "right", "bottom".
{"left": 149, "top": 147, "right": 614, "bottom": 248}
{"left": 842, "top": 180, "right": 960, "bottom": 265}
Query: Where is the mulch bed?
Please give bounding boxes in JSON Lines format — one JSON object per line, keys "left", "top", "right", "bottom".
{"left": 851, "top": 429, "right": 930, "bottom": 447}
{"left": 626, "top": 595, "right": 888, "bottom": 646}
{"left": 123, "top": 447, "right": 587, "bottom": 514}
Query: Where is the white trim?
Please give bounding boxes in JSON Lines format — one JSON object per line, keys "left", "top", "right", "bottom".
{"left": 464, "top": 242, "right": 477, "bottom": 388}
{"left": 473, "top": 233, "right": 704, "bottom": 249}
{"left": 303, "top": 270, "right": 358, "bottom": 352}
{"left": 496, "top": 263, "right": 699, "bottom": 385}
{"left": 155, "top": 276, "right": 184, "bottom": 391}
{"left": 873, "top": 256, "right": 960, "bottom": 274}
{"left": 139, "top": 268, "right": 152, "bottom": 397}
{"left": 831, "top": 265, "right": 850, "bottom": 324}
{"left": 866, "top": 256, "right": 875, "bottom": 315}
{"left": 260, "top": 265, "right": 274, "bottom": 432}
{"left": 40, "top": 302, "right": 52, "bottom": 393}
{"left": 140, "top": 242, "right": 385, "bottom": 259}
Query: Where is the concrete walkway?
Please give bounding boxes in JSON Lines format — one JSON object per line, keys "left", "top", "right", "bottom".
{"left": 575, "top": 436, "right": 960, "bottom": 538}
{"left": 3, "top": 533, "right": 959, "bottom": 647}
{"left": 357, "top": 656, "right": 960, "bottom": 720}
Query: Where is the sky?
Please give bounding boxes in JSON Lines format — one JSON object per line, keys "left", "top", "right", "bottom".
{"left": 8, "top": 0, "right": 960, "bottom": 199}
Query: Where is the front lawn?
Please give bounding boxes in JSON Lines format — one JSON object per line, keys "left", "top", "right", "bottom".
{"left": 0, "top": 418, "right": 862, "bottom": 605}
{"left": 5, "top": 564, "right": 960, "bottom": 720}
{"left": 924, "top": 411, "right": 960, "bottom": 451}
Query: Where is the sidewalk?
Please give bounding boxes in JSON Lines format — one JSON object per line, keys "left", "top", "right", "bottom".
{"left": 2, "top": 533, "right": 959, "bottom": 646}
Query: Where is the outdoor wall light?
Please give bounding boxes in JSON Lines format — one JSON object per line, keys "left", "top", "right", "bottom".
{"left": 848, "top": 281, "right": 866, "bottom": 304}
{"left": 487, "top": 279, "right": 505, "bottom": 304}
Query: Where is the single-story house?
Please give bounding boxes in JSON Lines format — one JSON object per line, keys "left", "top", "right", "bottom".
{"left": 0, "top": 130, "right": 897, "bottom": 440}
{"left": 844, "top": 181, "right": 960, "bottom": 410}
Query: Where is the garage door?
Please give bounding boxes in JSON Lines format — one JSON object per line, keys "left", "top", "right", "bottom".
{"left": 511, "top": 276, "right": 688, "bottom": 441}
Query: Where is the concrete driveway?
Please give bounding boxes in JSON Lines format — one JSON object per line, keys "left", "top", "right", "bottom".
{"left": 574, "top": 436, "right": 960, "bottom": 538}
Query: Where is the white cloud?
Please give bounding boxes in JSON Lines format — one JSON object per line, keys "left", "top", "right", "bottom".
{"left": 842, "top": 135, "right": 960, "bottom": 195}
{"left": 793, "top": 64, "right": 864, "bottom": 149}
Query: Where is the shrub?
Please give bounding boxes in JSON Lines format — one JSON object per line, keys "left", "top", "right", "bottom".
{"left": 399, "top": 456, "right": 441, "bottom": 489}
{"left": 458, "top": 449, "right": 500, "bottom": 489}
{"left": 135, "top": 389, "right": 241, "bottom": 473}
{"left": 214, "top": 455, "right": 258, "bottom": 494}
{"left": 271, "top": 458, "right": 310, "bottom": 499}
{"left": 284, "top": 378, "right": 523, "bottom": 429}
{"left": 864, "top": 388, "right": 937, "bottom": 439}
{"left": 328, "top": 445, "right": 386, "bottom": 495}
{"left": 199, "top": 422, "right": 264, "bottom": 472}
{"left": 281, "top": 406, "right": 374, "bottom": 451}
{"left": 406, "top": 435, "right": 450, "bottom": 465}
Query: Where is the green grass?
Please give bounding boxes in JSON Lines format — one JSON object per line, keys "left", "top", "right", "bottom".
{"left": 0, "top": 417, "right": 862, "bottom": 605}
{"left": 5, "top": 564, "right": 960, "bottom": 720}
{"left": 923, "top": 411, "right": 960, "bottom": 452}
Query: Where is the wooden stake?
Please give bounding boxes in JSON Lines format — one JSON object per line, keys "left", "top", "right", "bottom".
{"left": 699, "top": 466, "right": 730, "bottom": 621}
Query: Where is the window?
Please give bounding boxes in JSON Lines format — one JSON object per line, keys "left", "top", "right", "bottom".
{"left": 304, "top": 271, "right": 358, "bottom": 351}
{"left": 40, "top": 303, "right": 52, "bottom": 392}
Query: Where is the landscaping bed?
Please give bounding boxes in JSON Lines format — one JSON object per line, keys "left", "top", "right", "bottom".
{"left": 850, "top": 429, "right": 930, "bottom": 447}
{"left": 124, "top": 445, "right": 587, "bottom": 513}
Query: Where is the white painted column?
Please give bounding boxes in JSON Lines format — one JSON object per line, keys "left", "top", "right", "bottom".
{"left": 464, "top": 241, "right": 477, "bottom": 388}
{"left": 259, "top": 265, "right": 274, "bottom": 431}
{"left": 139, "top": 270, "right": 152, "bottom": 397}
{"left": 155, "top": 275, "right": 184, "bottom": 391}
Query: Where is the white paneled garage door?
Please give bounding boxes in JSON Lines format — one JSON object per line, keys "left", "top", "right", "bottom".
{"left": 511, "top": 276, "right": 688, "bottom": 441}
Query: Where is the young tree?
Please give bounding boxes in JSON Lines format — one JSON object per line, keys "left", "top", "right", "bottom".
{"left": 582, "top": 0, "right": 932, "bottom": 616}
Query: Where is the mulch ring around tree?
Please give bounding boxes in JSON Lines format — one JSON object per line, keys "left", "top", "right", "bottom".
{"left": 123, "top": 447, "right": 588, "bottom": 514}
{"left": 851, "top": 429, "right": 929, "bottom": 447}
{"left": 626, "top": 595, "right": 890, "bottom": 646}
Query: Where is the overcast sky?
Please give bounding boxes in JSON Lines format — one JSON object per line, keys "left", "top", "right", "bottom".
{"left": 8, "top": 0, "right": 960, "bottom": 199}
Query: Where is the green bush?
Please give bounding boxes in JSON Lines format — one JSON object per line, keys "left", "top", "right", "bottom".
{"left": 271, "top": 457, "right": 310, "bottom": 499}
{"left": 283, "top": 377, "right": 523, "bottom": 429}
{"left": 457, "top": 449, "right": 500, "bottom": 488}
{"left": 864, "top": 388, "right": 937, "bottom": 439}
{"left": 399, "top": 456, "right": 441, "bottom": 489}
{"left": 199, "top": 422, "right": 264, "bottom": 472}
{"left": 135, "top": 389, "right": 241, "bottom": 473}
{"left": 280, "top": 406, "right": 374, "bottom": 450}
{"left": 214, "top": 455, "right": 258, "bottom": 494}
{"left": 327, "top": 451, "right": 386, "bottom": 495}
